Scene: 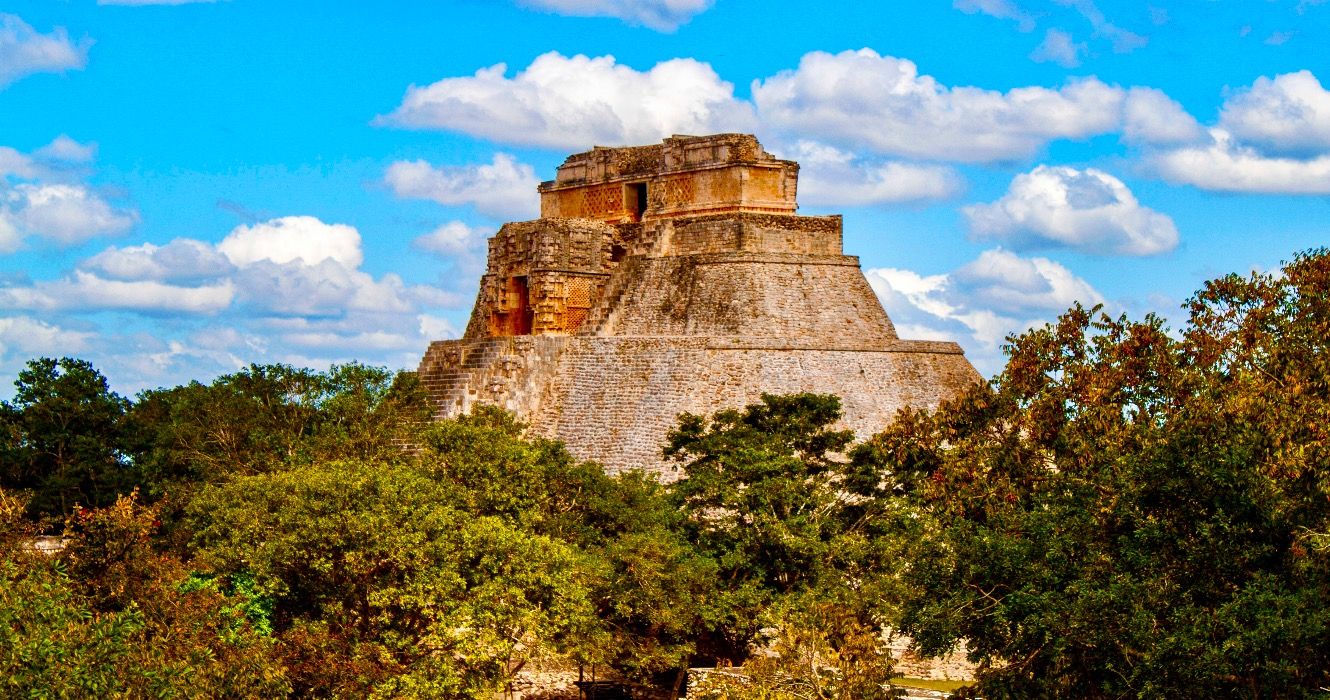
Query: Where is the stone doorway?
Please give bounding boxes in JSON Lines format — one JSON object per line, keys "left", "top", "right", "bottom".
{"left": 626, "top": 182, "right": 648, "bottom": 221}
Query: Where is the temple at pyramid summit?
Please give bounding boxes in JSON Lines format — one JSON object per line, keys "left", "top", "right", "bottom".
{"left": 416, "top": 134, "right": 980, "bottom": 476}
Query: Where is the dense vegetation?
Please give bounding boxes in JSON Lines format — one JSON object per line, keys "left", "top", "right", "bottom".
{"left": 3, "top": 249, "right": 1330, "bottom": 698}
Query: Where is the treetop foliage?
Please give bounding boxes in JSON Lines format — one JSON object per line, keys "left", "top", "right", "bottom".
{"left": 856, "top": 249, "right": 1330, "bottom": 698}
{"left": 2, "top": 357, "right": 132, "bottom": 519}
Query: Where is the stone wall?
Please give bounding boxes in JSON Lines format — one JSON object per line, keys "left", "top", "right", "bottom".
{"left": 420, "top": 335, "right": 976, "bottom": 477}
{"left": 651, "top": 212, "right": 842, "bottom": 256}
{"left": 464, "top": 209, "right": 852, "bottom": 341}
{"left": 538, "top": 338, "right": 975, "bottom": 476}
{"left": 887, "top": 632, "right": 976, "bottom": 682}
{"left": 595, "top": 254, "right": 897, "bottom": 342}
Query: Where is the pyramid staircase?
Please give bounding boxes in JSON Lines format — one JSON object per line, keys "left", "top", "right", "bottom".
{"left": 417, "top": 338, "right": 517, "bottom": 419}
{"left": 578, "top": 220, "right": 672, "bottom": 335}
{"left": 577, "top": 256, "right": 643, "bottom": 336}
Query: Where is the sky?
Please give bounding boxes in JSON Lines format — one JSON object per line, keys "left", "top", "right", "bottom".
{"left": 1, "top": 0, "right": 1328, "bottom": 396}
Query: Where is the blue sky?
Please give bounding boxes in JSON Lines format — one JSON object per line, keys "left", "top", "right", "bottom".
{"left": 2, "top": 0, "right": 1328, "bottom": 395}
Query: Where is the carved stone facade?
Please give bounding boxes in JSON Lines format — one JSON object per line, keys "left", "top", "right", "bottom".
{"left": 418, "top": 134, "right": 980, "bottom": 476}
{"left": 538, "top": 133, "right": 798, "bottom": 222}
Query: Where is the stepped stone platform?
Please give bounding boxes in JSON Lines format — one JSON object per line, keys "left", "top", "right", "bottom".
{"left": 417, "top": 134, "right": 979, "bottom": 477}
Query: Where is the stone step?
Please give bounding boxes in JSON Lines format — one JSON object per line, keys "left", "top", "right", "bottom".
{"left": 580, "top": 256, "right": 644, "bottom": 335}
{"left": 417, "top": 339, "right": 524, "bottom": 419}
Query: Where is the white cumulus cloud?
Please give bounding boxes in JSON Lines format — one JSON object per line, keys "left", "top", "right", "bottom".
{"left": 964, "top": 165, "right": 1178, "bottom": 256}
{"left": 34, "top": 135, "right": 98, "bottom": 164}
{"left": 1, "top": 212, "right": 465, "bottom": 392}
{"left": 412, "top": 221, "right": 493, "bottom": 281}
{"left": 82, "top": 238, "right": 234, "bottom": 282}
{"left": 0, "top": 214, "right": 19, "bottom": 253}
{"left": 948, "top": 247, "right": 1105, "bottom": 315}
{"left": 1218, "top": 70, "right": 1330, "bottom": 157}
{"left": 1122, "top": 87, "right": 1206, "bottom": 145}
{"left": 751, "top": 49, "right": 1126, "bottom": 163}
{"left": 217, "top": 215, "right": 362, "bottom": 267}
{"left": 1148, "top": 71, "right": 1330, "bottom": 194}
{"left": 213, "top": 217, "right": 454, "bottom": 318}
{"left": 0, "top": 271, "right": 235, "bottom": 314}
{"left": 256, "top": 313, "right": 445, "bottom": 365}
{"left": 413, "top": 221, "right": 490, "bottom": 256}
{"left": 1, "top": 135, "right": 96, "bottom": 180}
{"left": 1153, "top": 128, "right": 1330, "bottom": 194}
{"left": 233, "top": 260, "right": 413, "bottom": 317}
{"left": 377, "top": 48, "right": 1215, "bottom": 166}
{"left": 3, "top": 183, "right": 137, "bottom": 247}
{"left": 385, "top": 154, "right": 539, "bottom": 220}
{"left": 377, "top": 51, "right": 756, "bottom": 150}
{"left": 0, "top": 13, "right": 90, "bottom": 89}
{"left": 2, "top": 215, "right": 460, "bottom": 322}
{"left": 278, "top": 329, "right": 420, "bottom": 352}
{"left": 517, "top": 0, "right": 712, "bottom": 31}
{"left": 782, "top": 141, "right": 962, "bottom": 206}
{"left": 0, "top": 147, "right": 38, "bottom": 179}
{"left": 0, "top": 137, "right": 137, "bottom": 253}
{"left": 418, "top": 314, "right": 460, "bottom": 340}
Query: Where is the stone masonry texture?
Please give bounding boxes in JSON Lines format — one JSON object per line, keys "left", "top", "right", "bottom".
{"left": 416, "top": 134, "right": 981, "bottom": 477}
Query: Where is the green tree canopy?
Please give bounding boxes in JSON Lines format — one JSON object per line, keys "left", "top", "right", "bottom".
{"left": 187, "top": 455, "right": 603, "bottom": 698}
{"left": 0, "top": 357, "right": 131, "bottom": 520}
{"left": 665, "top": 393, "right": 895, "bottom": 668}
{"left": 0, "top": 489, "right": 289, "bottom": 698}
{"left": 858, "top": 249, "right": 1330, "bottom": 698}
{"left": 128, "top": 361, "right": 430, "bottom": 491}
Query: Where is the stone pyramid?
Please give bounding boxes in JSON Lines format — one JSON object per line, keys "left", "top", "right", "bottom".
{"left": 416, "top": 134, "right": 979, "bottom": 476}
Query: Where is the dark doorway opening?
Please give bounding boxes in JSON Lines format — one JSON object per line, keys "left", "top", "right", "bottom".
{"left": 628, "top": 183, "right": 648, "bottom": 221}
{"left": 512, "top": 276, "right": 532, "bottom": 335}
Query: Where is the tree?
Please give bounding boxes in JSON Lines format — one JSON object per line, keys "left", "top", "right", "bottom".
{"left": 128, "top": 362, "right": 431, "bottom": 491}
{"left": 126, "top": 364, "right": 316, "bottom": 486}
{"left": 0, "top": 488, "right": 289, "bottom": 698}
{"left": 584, "top": 474, "right": 720, "bottom": 684}
{"left": 420, "top": 406, "right": 718, "bottom": 685}
{"left": 187, "top": 457, "right": 602, "bottom": 698}
{"left": 417, "top": 405, "right": 611, "bottom": 535}
{"left": 665, "top": 393, "right": 892, "bottom": 666}
{"left": 306, "top": 362, "right": 433, "bottom": 463}
{"left": 0, "top": 357, "right": 131, "bottom": 520}
{"left": 859, "top": 249, "right": 1330, "bottom": 698}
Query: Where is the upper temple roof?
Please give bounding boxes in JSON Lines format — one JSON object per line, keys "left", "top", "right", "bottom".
{"left": 537, "top": 134, "right": 800, "bottom": 223}
{"left": 540, "top": 134, "right": 793, "bottom": 186}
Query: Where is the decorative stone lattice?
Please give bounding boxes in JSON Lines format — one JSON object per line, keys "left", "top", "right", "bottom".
{"left": 581, "top": 183, "right": 623, "bottom": 218}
